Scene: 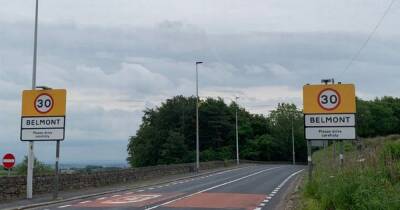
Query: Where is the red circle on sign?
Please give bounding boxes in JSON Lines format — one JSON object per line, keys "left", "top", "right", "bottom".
{"left": 3, "top": 153, "right": 15, "bottom": 169}
{"left": 317, "top": 88, "right": 341, "bottom": 111}
{"left": 34, "top": 93, "right": 54, "bottom": 114}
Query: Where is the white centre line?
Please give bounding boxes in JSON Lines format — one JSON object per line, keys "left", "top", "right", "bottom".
{"left": 96, "top": 197, "right": 107, "bottom": 200}
{"left": 79, "top": 200, "right": 92, "bottom": 204}
{"left": 145, "top": 166, "right": 281, "bottom": 210}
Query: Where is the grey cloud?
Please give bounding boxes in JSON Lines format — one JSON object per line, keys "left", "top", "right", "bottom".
{"left": 2, "top": 14, "right": 400, "bottom": 162}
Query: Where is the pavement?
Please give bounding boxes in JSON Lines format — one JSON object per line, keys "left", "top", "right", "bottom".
{"left": 12, "top": 164, "right": 305, "bottom": 210}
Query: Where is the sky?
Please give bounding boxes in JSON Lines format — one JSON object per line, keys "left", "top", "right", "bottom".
{"left": 1, "top": 0, "right": 400, "bottom": 164}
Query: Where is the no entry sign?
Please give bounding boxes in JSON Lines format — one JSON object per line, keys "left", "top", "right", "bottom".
{"left": 2, "top": 153, "right": 15, "bottom": 169}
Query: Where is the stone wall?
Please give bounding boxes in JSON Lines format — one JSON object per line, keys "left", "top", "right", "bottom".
{"left": 0, "top": 160, "right": 235, "bottom": 202}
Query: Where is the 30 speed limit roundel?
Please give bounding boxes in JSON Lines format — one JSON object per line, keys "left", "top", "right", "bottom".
{"left": 34, "top": 93, "right": 54, "bottom": 113}
{"left": 318, "top": 88, "right": 341, "bottom": 111}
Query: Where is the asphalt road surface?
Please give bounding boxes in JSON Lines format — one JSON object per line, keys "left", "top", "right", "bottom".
{"left": 33, "top": 164, "right": 304, "bottom": 210}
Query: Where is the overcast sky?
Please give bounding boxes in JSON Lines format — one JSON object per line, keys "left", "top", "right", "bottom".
{"left": 1, "top": 0, "right": 399, "bottom": 164}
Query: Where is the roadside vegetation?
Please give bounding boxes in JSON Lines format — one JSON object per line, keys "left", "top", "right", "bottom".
{"left": 127, "top": 95, "right": 305, "bottom": 167}
{"left": 127, "top": 95, "right": 400, "bottom": 167}
{"left": 0, "top": 156, "right": 52, "bottom": 176}
{"left": 300, "top": 135, "right": 400, "bottom": 210}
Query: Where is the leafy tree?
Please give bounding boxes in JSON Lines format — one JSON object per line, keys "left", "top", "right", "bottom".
{"left": 127, "top": 96, "right": 307, "bottom": 167}
{"left": 14, "top": 156, "right": 53, "bottom": 175}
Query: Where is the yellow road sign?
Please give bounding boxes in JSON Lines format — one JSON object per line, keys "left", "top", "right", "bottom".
{"left": 303, "top": 84, "right": 355, "bottom": 114}
{"left": 22, "top": 89, "right": 66, "bottom": 117}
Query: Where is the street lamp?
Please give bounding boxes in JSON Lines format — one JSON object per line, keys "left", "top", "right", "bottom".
{"left": 27, "top": 0, "right": 39, "bottom": 199}
{"left": 195, "top": 61, "right": 203, "bottom": 172}
{"left": 235, "top": 96, "right": 240, "bottom": 165}
{"left": 291, "top": 113, "right": 295, "bottom": 165}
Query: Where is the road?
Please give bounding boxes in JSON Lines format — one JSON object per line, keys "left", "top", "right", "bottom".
{"left": 33, "top": 164, "right": 304, "bottom": 210}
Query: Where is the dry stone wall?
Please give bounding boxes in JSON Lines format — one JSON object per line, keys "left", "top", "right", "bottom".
{"left": 0, "top": 160, "right": 235, "bottom": 202}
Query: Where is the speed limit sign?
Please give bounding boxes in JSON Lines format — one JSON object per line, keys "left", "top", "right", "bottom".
{"left": 318, "top": 88, "right": 340, "bottom": 111}
{"left": 303, "top": 84, "right": 355, "bottom": 114}
{"left": 21, "top": 89, "right": 66, "bottom": 141}
{"left": 34, "top": 94, "right": 54, "bottom": 113}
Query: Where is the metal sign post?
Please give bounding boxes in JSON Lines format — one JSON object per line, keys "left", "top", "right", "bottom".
{"left": 53, "top": 140, "right": 60, "bottom": 199}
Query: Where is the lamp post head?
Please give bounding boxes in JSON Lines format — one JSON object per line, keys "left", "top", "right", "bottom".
{"left": 36, "top": 86, "right": 52, "bottom": 90}
{"left": 196, "top": 61, "right": 203, "bottom": 65}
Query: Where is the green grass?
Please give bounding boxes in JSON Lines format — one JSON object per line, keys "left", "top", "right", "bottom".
{"left": 300, "top": 135, "right": 400, "bottom": 210}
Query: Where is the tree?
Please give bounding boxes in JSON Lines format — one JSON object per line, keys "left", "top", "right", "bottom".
{"left": 127, "top": 96, "right": 308, "bottom": 167}
{"left": 14, "top": 156, "right": 53, "bottom": 175}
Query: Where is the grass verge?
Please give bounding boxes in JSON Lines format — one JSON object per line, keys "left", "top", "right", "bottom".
{"left": 300, "top": 135, "right": 400, "bottom": 210}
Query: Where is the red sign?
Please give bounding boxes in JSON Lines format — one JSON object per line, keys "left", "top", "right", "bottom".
{"left": 2, "top": 153, "right": 15, "bottom": 169}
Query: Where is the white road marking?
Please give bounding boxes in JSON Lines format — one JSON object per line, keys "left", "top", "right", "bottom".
{"left": 254, "top": 208, "right": 262, "bottom": 210}
{"left": 79, "top": 200, "right": 92, "bottom": 204}
{"left": 125, "top": 192, "right": 134, "bottom": 195}
{"left": 255, "top": 169, "right": 305, "bottom": 209}
{"left": 96, "top": 197, "right": 107, "bottom": 200}
{"left": 145, "top": 166, "right": 281, "bottom": 210}
{"left": 148, "top": 187, "right": 155, "bottom": 190}
{"left": 277, "top": 169, "right": 304, "bottom": 189}
{"left": 58, "top": 205, "right": 71, "bottom": 208}
{"left": 102, "top": 194, "right": 161, "bottom": 204}
{"left": 111, "top": 194, "right": 121, "bottom": 197}
{"left": 137, "top": 189, "right": 145, "bottom": 192}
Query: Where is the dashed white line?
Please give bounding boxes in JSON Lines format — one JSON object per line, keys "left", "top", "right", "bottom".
{"left": 137, "top": 189, "right": 145, "bottom": 192}
{"left": 253, "top": 169, "right": 305, "bottom": 210}
{"left": 79, "top": 200, "right": 92, "bottom": 204}
{"left": 96, "top": 197, "right": 107, "bottom": 200}
{"left": 145, "top": 166, "right": 281, "bottom": 210}
{"left": 111, "top": 194, "right": 121, "bottom": 197}
{"left": 58, "top": 205, "right": 71, "bottom": 208}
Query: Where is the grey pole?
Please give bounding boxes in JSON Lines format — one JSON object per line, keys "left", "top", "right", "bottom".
{"left": 27, "top": 0, "right": 39, "bottom": 199}
{"left": 235, "top": 96, "right": 239, "bottom": 165}
{"left": 53, "top": 140, "right": 60, "bottom": 199}
{"left": 307, "top": 140, "right": 312, "bottom": 181}
{"left": 339, "top": 140, "right": 344, "bottom": 167}
{"left": 195, "top": 61, "right": 202, "bottom": 172}
{"left": 291, "top": 115, "right": 295, "bottom": 165}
